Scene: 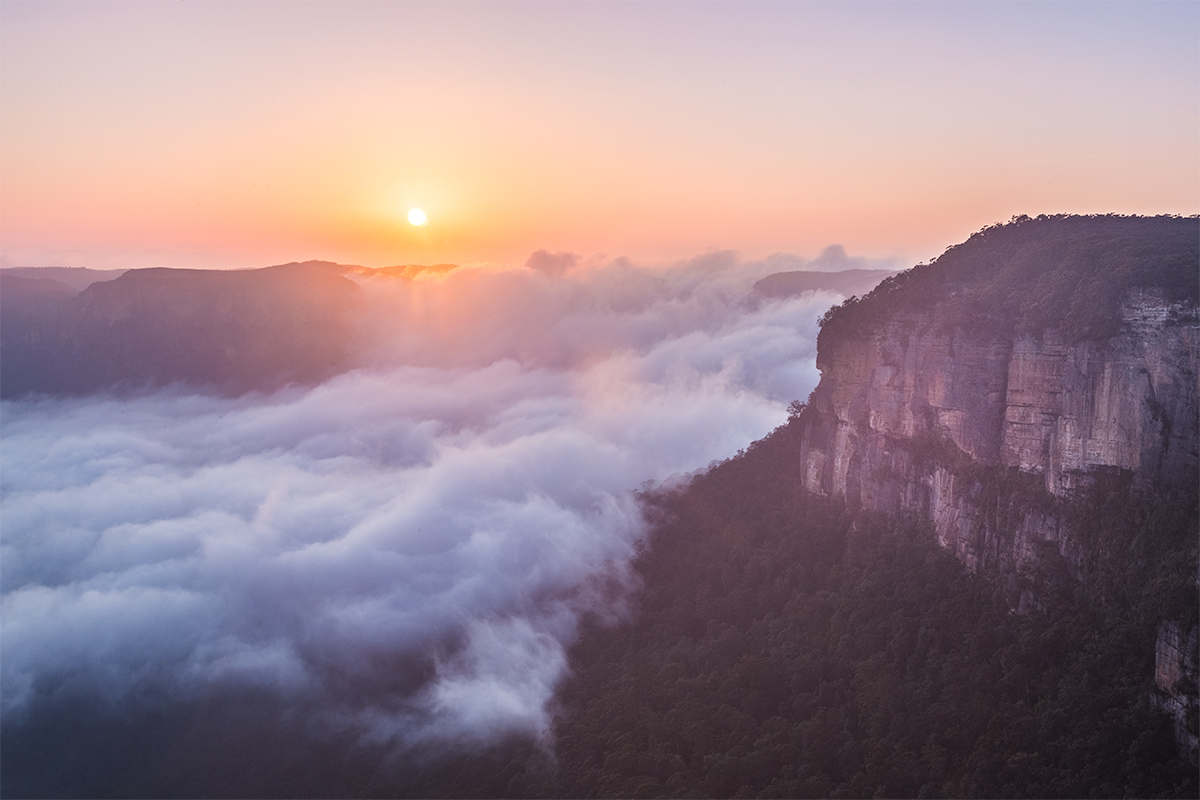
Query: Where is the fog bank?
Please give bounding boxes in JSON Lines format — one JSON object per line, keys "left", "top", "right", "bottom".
{"left": 1, "top": 252, "right": 854, "bottom": 764}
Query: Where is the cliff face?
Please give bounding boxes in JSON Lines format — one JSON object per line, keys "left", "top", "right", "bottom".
{"left": 799, "top": 290, "right": 1199, "bottom": 573}
{"left": 795, "top": 215, "right": 1200, "bottom": 763}
{"left": 1155, "top": 620, "right": 1200, "bottom": 764}
{"left": 1004, "top": 290, "right": 1200, "bottom": 495}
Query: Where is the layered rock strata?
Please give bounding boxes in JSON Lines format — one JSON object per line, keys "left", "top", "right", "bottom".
{"left": 1154, "top": 620, "right": 1200, "bottom": 764}
{"left": 799, "top": 290, "right": 1199, "bottom": 574}
{"left": 798, "top": 282, "right": 1199, "bottom": 763}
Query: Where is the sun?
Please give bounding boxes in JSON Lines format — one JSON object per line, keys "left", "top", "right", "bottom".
{"left": 408, "top": 208, "right": 428, "bottom": 226}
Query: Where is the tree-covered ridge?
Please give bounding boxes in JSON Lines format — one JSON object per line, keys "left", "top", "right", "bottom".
{"left": 817, "top": 215, "right": 1199, "bottom": 356}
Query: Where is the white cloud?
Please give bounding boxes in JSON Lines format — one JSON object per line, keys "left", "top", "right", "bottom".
{"left": 0, "top": 252, "right": 844, "bottom": 753}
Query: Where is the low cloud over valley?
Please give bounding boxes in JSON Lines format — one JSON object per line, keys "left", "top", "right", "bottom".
{"left": 0, "top": 250, "right": 883, "bottom": 784}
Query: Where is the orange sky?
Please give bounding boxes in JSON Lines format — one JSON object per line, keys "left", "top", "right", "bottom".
{"left": 1, "top": 1, "right": 1196, "bottom": 271}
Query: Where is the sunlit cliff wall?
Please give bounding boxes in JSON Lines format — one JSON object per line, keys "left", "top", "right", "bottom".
{"left": 798, "top": 290, "right": 1198, "bottom": 574}
{"left": 793, "top": 215, "right": 1199, "bottom": 763}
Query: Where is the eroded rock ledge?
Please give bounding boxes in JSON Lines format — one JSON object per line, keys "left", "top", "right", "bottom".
{"left": 793, "top": 215, "right": 1199, "bottom": 762}
{"left": 799, "top": 290, "right": 1198, "bottom": 575}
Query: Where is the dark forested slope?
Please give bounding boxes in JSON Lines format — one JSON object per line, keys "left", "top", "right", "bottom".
{"left": 816, "top": 213, "right": 1197, "bottom": 354}
{"left": 539, "top": 419, "right": 1197, "bottom": 798}
{"left": 356, "top": 415, "right": 1195, "bottom": 798}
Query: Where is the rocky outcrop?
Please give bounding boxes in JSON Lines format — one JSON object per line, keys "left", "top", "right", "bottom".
{"left": 795, "top": 215, "right": 1200, "bottom": 763}
{"left": 799, "top": 290, "right": 1199, "bottom": 574}
{"left": 1004, "top": 290, "right": 1200, "bottom": 495}
{"left": 1154, "top": 620, "right": 1199, "bottom": 764}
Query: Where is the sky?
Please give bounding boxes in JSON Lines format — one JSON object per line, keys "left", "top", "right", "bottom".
{"left": 1, "top": 0, "right": 1196, "bottom": 271}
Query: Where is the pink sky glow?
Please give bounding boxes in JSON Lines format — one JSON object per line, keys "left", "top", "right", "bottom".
{"left": 1, "top": 1, "right": 1196, "bottom": 271}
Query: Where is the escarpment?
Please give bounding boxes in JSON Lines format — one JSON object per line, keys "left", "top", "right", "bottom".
{"left": 795, "top": 214, "right": 1199, "bottom": 761}
{"left": 800, "top": 289, "right": 1198, "bottom": 573}
{"left": 798, "top": 215, "right": 1198, "bottom": 573}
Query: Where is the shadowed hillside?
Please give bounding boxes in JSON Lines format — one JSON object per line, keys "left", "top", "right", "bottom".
{"left": 1, "top": 266, "right": 128, "bottom": 291}
{"left": 1, "top": 262, "right": 363, "bottom": 398}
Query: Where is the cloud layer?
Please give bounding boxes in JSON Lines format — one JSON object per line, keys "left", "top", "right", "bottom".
{"left": 1, "top": 252, "right": 845, "bottom": 755}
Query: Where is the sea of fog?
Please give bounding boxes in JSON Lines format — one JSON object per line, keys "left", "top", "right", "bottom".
{"left": 0, "top": 251, "right": 870, "bottom": 758}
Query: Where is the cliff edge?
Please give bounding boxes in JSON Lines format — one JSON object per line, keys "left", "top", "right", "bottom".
{"left": 799, "top": 215, "right": 1197, "bottom": 568}
{"left": 795, "top": 214, "right": 1199, "bottom": 761}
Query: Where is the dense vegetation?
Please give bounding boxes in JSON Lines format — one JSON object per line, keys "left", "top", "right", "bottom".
{"left": 382, "top": 412, "right": 1197, "bottom": 799}
{"left": 528, "top": 424, "right": 1192, "bottom": 799}
{"left": 816, "top": 215, "right": 1199, "bottom": 361}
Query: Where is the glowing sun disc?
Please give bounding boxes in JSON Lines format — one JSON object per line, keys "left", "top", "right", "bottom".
{"left": 408, "top": 208, "right": 428, "bottom": 226}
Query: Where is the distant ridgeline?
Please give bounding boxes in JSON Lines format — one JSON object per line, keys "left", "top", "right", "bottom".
{"left": 0, "top": 262, "right": 366, "bottom": 398}
{"left": 748, "top": 268, "right": 897, "bottom": 308}
{"left": 0, "top": 258, "right": 882, "bottom": 400}
{"left": 0, "top": 260, "right": 457, "bottom": 398}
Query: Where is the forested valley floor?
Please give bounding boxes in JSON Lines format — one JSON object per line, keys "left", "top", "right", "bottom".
{"left": 417, "top": 416, "right": 1198, "bottom": 799}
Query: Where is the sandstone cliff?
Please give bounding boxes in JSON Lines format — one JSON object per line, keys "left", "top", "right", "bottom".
{"left": 794, "top": 214, "right": 1199, "bottom": 760}
{"left": 799, "top": 289, "right": 1198, "bottom": 574}
{"left": 1154, "top": 620, "right": 1199, "bottom": 764}
{"left": 797, "top": 216, "right": 1198, "bottom": 570}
